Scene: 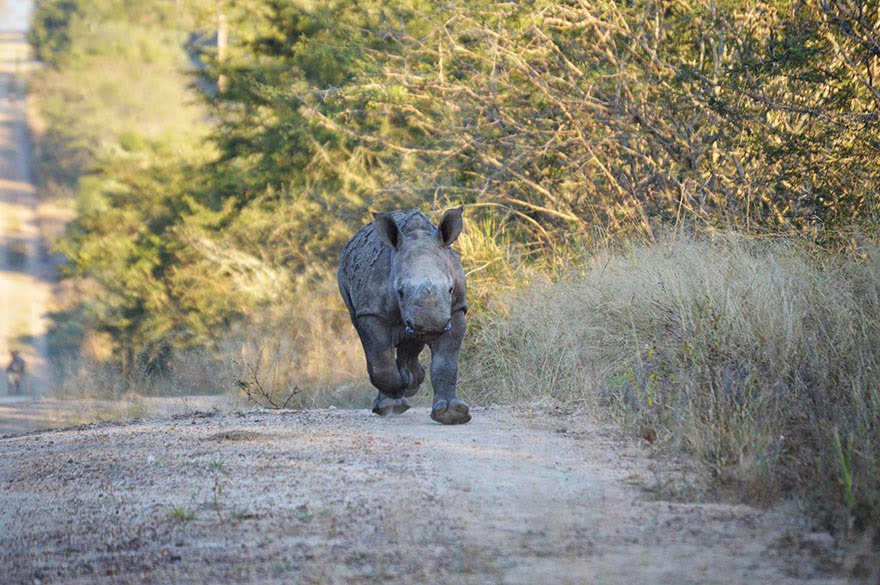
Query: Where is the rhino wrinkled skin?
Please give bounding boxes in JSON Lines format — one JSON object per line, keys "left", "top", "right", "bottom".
{"left": 338, "top": 208, "right": 471, "bottom": 425}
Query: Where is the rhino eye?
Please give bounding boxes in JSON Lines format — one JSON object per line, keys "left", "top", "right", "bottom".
{"left": 448, "top": 286, "right": 454, "bottom": 295}
{"left": 397, "top": 288, "right": 405, "bottom": 299}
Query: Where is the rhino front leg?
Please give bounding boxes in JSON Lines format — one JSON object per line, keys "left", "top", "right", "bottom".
{"left": 355, "top": 316, "right": 412, "bottom": 416}
{"left": 428, "top": 310, "right": 470, "bottom": 425}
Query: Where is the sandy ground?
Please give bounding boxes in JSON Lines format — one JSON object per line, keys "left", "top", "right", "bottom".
{"left": 0, "top": 404, "right": 856, "bottom": 585}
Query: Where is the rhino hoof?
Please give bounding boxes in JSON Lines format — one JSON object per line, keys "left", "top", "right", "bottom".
{"left": 431, "top": 399, "right": 471, "bottom": 425}
{"left": 372, "top": 397, "right": 411, "bottom": 417}
{"left": 403, "top": 381, "right": 422, "bottom": 398}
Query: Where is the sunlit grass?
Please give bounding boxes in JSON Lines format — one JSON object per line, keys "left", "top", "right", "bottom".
{"left": 462, "top": 233, "right": 880, "bottom": 535}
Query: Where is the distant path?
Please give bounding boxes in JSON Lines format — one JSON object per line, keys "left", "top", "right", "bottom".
{"left": 0, "top": 30, "right": 52, "bottom": 408}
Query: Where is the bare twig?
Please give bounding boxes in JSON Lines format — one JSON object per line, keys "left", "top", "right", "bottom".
{"left": 236, "top": 347, "right": 300, "bottom": 409}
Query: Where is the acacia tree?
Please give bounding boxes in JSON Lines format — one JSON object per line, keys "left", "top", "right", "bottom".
{"left": 306, "top": 0, "right": 880, "bottom": 244}
{"left": 705, "top": 0, "right": 880, "bottom": 236}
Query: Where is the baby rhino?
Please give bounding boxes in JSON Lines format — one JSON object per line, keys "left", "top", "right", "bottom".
{"left": 338, "top": 208, "right": 471, "bottom": 424}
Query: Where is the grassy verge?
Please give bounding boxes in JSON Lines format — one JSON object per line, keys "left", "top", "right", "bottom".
{"left": 462, "top": 233, "right": 880, "bottom": 535}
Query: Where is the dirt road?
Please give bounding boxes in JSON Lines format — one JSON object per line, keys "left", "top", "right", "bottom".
{"left": 0, "top": 405, "right": 852, "bottom": 584}
{"left": 0, "top": 28, "right": 52, "bottom": 403}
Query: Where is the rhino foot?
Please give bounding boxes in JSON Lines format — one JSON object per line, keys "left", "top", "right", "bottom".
{"left": 372, "top": 396, "right": 411, "bottom": 417}
{"left": 431, "top": 398, "right": 471, "bottom": 425}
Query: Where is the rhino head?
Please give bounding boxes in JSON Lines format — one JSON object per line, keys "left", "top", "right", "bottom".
{"left": 373, "top": 208, "right": 464, "bottom": 341}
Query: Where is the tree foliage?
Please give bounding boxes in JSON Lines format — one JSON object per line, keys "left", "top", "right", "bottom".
{"left": 30, "top": 0, "right": 880, "bottom": 361}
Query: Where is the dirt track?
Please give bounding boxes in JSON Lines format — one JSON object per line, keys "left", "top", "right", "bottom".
{"left": 0, "top": 28, "right": 52, "bottom": 398}
{"left": 0, "top": 405, "right": 851, "bottom": 585}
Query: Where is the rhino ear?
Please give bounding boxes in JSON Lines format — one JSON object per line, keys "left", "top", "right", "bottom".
{"left": 436, "top": 207, "right": 463, "bottom": 247}
{"left": 373, "top": 212, "right": 402, "bottom": 249}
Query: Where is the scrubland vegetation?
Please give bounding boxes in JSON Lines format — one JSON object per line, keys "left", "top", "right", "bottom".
{"left": 463, "top": 235, "right": 880, "bottom": 534}
{"left": 26, "top": 0, "right": 880, "bottom": 537}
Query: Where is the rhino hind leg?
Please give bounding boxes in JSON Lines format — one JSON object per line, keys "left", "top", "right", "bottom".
{"left": 372, "top": 393, "right": 411, "bottom": 417}
{"left": 398, "top": 358, "right": 425, "bottom": 398}
{"left": 431, "top": 398, "right": 471, "bottom": 425}
{"left": 403, "top": 363, "right": 425, "bottom": 398}
{"left": 397, "top": 340, "right": 426, "bottom": 398}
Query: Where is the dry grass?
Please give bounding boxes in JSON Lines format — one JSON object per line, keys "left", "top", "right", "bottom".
{"left": 50, "top": 271, "right": 373, "bottom": 412}
{"left": 214, "top": 275, "right": 375, "bottom": 410}
{"left": 461, "top": 233, "right": 880, "bottom": 536}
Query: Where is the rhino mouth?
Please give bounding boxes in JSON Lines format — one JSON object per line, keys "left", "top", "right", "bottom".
{"left": 405, "top": 319, "right": 453, "bottom": 340}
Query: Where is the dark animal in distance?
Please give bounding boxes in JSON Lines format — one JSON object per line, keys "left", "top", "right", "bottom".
{"left": 338, "top": 208, "right": 471, "bottom": 425}
{"left": 6, "top": 350, "right": 25, "bottom": 395}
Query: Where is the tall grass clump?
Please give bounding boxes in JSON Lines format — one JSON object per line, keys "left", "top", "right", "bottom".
{"left": 464, "top": 234, "right": 880, "bottom": 534}
{"left": 218, "top": 274, "right": 374, "bottom": 410}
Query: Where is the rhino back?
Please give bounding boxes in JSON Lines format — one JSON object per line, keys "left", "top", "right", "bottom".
{"left": 338, "top": 221, "right": 394, "bottom": 320}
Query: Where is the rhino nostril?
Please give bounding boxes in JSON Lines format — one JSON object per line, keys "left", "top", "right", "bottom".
{"left": 405, "top": 320, "right": 415, "bottom": 334}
